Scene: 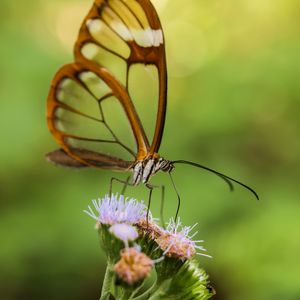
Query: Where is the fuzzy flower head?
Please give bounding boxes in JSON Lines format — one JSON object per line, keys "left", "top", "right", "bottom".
{"left": 114, "top": 247, "right": 153, "bottom": 285}
{"left": 109, "top": 223, "right": 139, "bottom": 247}
{"left": 156, "top": 218, "right": 211, "bottom": 261}
{"left": 84, "top": 194, "right": 151, "bottom": 225}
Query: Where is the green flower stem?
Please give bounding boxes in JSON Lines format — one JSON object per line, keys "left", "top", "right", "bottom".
{"left": 100, "top": 264, "right": 114, "bottom": 300}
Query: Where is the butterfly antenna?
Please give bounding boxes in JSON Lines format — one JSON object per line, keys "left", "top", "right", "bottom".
{"left": 172, "top": 160, "right": 259, "bottom": 201}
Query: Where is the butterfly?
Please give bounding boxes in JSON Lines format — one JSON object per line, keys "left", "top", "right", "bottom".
{"left": 46, "top": 0, "right": 259, "bottom": 205}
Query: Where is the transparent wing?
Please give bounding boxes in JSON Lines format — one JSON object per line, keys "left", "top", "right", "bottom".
{"left": 47, "top": 61, "right": 149, "bottom": 170}
{"left": 74, "top": 0, "right": 167, "bottom": 157}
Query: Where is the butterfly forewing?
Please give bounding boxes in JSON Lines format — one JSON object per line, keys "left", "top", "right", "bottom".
{"left": 75, "top": 0, "right": 167, "bottom": 156}
{"left": 128, "top": 63, "right": 159, "bottom": 144}
{"left": 48, "top": 0, "right": 168, "bottom": 171}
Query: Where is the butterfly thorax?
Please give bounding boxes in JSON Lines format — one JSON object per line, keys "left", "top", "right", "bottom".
{"left": 132, "top": 157, "right": 174, "bottom": 186}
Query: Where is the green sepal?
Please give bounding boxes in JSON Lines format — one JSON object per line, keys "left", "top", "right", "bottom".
{"left": 137, "top": 232, "right": 188, "bottom": 283}
{"left": 98, "top": 225, "right": 124, "bottom": 264}
{"left": 137, "top": 232, "right": 162, "bottom": 258}
{"left": 155, "top": 256, "right": 185, "bottom": 283}
{"left": 158, "top": 259, "right": 215, "bottom": 300}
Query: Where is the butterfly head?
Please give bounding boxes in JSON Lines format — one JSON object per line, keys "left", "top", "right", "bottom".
{"left": 132, "top": 157, "right": 174, "bottom": 186}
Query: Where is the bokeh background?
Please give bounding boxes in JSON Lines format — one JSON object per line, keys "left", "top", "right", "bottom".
{"left": 1, "top": 0, "right": 299, "bottom": 299}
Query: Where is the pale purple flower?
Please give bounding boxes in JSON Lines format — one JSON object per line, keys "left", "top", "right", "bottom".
{"left": 84, "top": 194, "right": 151, "bottom": 225}
{"left": 109, "top": 223, "right": 139, "bottom": 247}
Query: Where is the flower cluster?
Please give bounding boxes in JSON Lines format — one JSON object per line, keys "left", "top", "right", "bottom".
{"left": 85, "top": 194, "right": 214, "bottom": 299}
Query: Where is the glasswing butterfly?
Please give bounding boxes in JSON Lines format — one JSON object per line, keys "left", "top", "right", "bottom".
{"left": 46, "top": 0, "right": 258, "bottom": 217}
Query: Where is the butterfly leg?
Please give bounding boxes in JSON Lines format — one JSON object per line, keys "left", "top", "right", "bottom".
{"left": 145, "top": 183, "right": 165, "bottom": 227}
{"left": 160, "top": 185, "right": 165, "bottom": 227}
{"left": 169, "top": 173, "right": 181, "bottom": 222}
{"left": 145, "top": 183, "right": 154, "bottom": 227}
{"left": 121, "top": 176, "right": 132, "bottom": 195}
{"left": 109, "top": 175, "right": 133, "bottom": 196}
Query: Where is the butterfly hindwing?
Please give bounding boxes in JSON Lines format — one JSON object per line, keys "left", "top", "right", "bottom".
{"left": 47, "top": 61, "right": 149, "bottom": 169}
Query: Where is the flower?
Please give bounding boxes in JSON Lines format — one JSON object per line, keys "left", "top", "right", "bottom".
{"left": 84, "top": 194, "right": 151, "bottom": 225}
{"left": 84, "top": 193, "right": 214, "bottom": 298}
{"left": 109, "top": 223, "right": 139, "bottom": 247}
{"left": 114, "top": 247, "right": 153, "bottom": 285}
{"left": 156, "top": 218, "right": 211, "bottom": 260}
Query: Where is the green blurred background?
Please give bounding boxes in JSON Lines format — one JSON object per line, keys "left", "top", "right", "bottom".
{"left": 1, "top": 0, "right": 299, "bottom": 299}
